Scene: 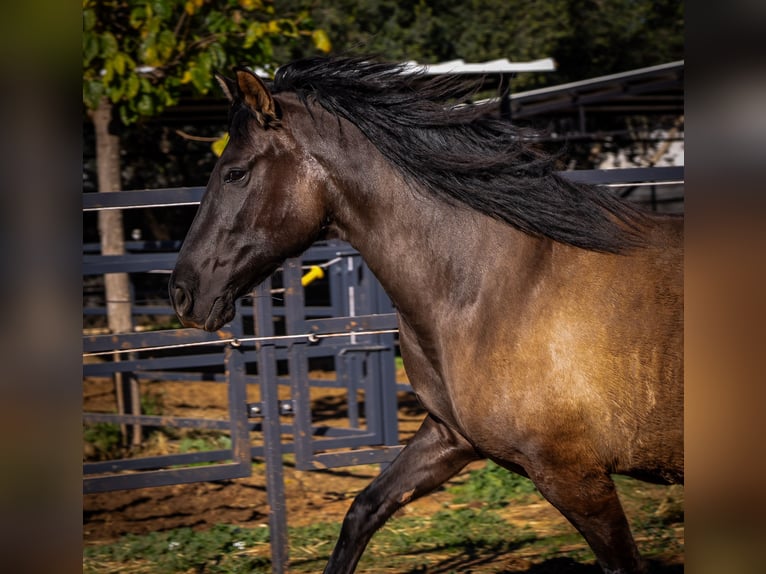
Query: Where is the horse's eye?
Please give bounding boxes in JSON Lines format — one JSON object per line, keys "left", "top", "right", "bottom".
{"left": 224, "top": 168, "right": 247, "bottom": 184}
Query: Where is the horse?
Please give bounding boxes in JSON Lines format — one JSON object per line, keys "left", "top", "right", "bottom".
{"left": 169, "top": 57, "right": 683, "bottom": 573}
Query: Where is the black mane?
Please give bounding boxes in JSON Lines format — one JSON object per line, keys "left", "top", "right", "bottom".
{"left": 269, "top": 56, "right": 647, "bottom": 253}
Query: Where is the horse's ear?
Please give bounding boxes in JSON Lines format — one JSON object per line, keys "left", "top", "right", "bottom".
{"left": 234, "top": 67, "right": 278, "bottom": 128}
{"left": 214, "top": 71, "right": 238, "bottom": 103}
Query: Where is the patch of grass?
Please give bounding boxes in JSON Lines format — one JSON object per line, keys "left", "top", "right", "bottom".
{"left": 179, "top": 431, "right": 232, "bottom": 453}
{"left": 83, "top": 422, "right": 122, "bottom": 461}
{"left": 448, "top": 460, "right": 540, "bottom": 508}
{"left": 613, "top": 477, "right": 685, "bottom": 560}
{"left": 381, "top": 507, "right": 533, "bottom": 553}
{"left": 84, "top": 524, "right": 271, "bottom": 574}
{"left": 140, "top": 392, "right": 163, "bottom": 416}
{"left": 522, "top": 530, "right": 595, "bottom": 564}
{"left": 290, "top": 506, "right": 538, "bottom": 571}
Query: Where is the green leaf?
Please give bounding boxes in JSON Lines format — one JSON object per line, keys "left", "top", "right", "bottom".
{"left": 109, "top": 83, "right": 123, "bottom": 103}
{"left": 139, "top": 77, "right": 153, "bottom": 94}
{"left": 197, "top": 51, "right": 212, "bottom": 73}
{"left": 113, "top": 52, "right": 126, "bottom": 76}
{"left": 126, "top": 74, "right": 140, "bottom": 99}
{"left": 102, "top": 60, "right": 114, "bottom": 85}
{"left": 118, "top": 103, "right": 134, "bottom": 126}
{"left": 137, "top": 94, "right": 154, "bottom": 116}
{"left": 100, "top": 32, "right": 118, "bottom": 58}
{"left": 129, "top": 6, "right": 146, "bottom": 29}
{"left": 189, "top": 64, "right": 209, "bottom": 93}
{"left": 151, "top": 0, "right": 172, "bottom": 21}
{"left": 209, "top": 42, "right": 226, "bottom": 69}
{"left": 143, "top": 42, "right": 159, "bottom": 67}
{"left": 161, "top": 88, "right": 176, "bottom": 107}
{"left": 206, "top": 10, "right": 227, "bottom": 33}
{"left": 83, "top": 79, "right": 104, "bottom": 110}
{"left": 157, "top": 29, "right": 176, "bottom": 61}
{"left": 82, "top": 7, "right": 95, "bottom": 32}
{"left": 83, "top": 32, "right": 100, "bottom": 67}
{"left": 244, "top": 21, "right": 265, "bottom": 49}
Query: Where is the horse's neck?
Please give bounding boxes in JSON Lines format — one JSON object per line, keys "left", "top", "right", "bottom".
{"left": 345, "top": 189, "right": 481, "bottom": 311}
{"left": 293, "top": 102, "right": 548, "bottom": 327}
{"left": 329, "top": 156, "right": 543, "bottom": 329}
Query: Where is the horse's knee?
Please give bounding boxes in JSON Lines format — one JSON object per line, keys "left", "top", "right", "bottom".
{"left": 343, "top": 485, "right": 395, "bottom": 532}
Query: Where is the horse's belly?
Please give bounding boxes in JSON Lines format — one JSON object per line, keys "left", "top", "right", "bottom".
{"left": 445, "top": 360, "right": 683, "bottom": 483}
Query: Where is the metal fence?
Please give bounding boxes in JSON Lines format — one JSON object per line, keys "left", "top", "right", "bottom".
{"left": 84, "top": 238, "right": 403, "bottom": 572}
{"left": 82, "top": 166, "right": 683, "bottom": 572}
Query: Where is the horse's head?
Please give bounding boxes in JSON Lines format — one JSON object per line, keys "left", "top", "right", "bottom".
{"left": 169, "top": 68, "right": 331, "bottom": 331}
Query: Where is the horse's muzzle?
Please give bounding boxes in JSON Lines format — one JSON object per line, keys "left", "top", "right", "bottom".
{"left": 169, "top": 275, "right": 235, "bottom": 332}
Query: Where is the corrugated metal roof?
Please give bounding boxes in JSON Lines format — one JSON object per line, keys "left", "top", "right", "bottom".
{"left": 509, "top": 61, "right": 684, "bottom": 118}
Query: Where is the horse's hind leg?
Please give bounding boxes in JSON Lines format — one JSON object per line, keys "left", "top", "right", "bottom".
{"left": 322, "top": 415, "right": 480, "bottom": 574}
{"left": 530, "top": 469, "right": 644, "bottom": 574}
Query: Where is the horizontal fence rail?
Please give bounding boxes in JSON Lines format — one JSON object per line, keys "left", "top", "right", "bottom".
{"left": 82, "top": 186, "right": 205, "bottom": 211}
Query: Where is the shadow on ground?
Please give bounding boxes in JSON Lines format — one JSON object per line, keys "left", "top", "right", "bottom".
{"left": 402, "top": 548, "right": 682, "bottom": 574}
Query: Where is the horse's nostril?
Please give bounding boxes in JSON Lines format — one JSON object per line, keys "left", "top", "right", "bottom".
{"left": 171, "top": 284, "right": 192, "bottom": 317}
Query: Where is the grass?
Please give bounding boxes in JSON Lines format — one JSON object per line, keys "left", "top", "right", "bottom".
{"left": 83, "top": 524, "right": 271, "bottom": 574}
{"left": 84, "top": 462, "right": 683, "bottom": 573}
{"left": 83, "top": 422, "right": 123, "bottom": 460}
{"left": 449, "top": 460, "right": 540, "bottom": 508}
{"left": 84, "top": 507, "right": 534, "bottom": 573}
{"left": 178, "top": 432, "right": 232, "bottom": 454}
{"left": 83, "top": 411, "right": 234, "bottom": 463}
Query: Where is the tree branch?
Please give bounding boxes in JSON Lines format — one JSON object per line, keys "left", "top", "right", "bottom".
{"left": 174, "top": 129, "right": 219, "bottom": 142}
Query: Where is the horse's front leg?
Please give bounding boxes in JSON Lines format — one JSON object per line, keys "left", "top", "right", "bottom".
{"left": 322, "top": 414, "right": 480, "bottom": 574}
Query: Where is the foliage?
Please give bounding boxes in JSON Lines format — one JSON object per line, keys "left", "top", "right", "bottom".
{"left": 276, "top": 0, "right": 683, "bottom": 90}
{"left": 82, "top": 0, "right": 331, "bottom": 125}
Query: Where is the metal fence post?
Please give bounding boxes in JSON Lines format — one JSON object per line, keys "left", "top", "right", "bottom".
{"left": 253, "top": 279, "right": 289, "bottom": 574}
{"left": 283, "top": 259, "right": 313, "bottom": 469}
{"left": 224, "top": 343, "right": 252, "bottom": 474}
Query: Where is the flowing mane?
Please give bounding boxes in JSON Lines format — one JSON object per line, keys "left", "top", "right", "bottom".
{"left": 265, "top": 56, "right": 647, "bottom": 253}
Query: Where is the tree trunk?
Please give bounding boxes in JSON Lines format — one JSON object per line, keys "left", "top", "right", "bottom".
{"left": 89, "top": 98, "right": 141, "bottom": 447}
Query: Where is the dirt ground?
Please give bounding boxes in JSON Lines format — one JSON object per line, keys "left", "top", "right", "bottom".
{"left": 83, "top": 372, "right": 684, "bottom": 572}
{"left": 84, "top": 371, "right": 446, "bottom": 541}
